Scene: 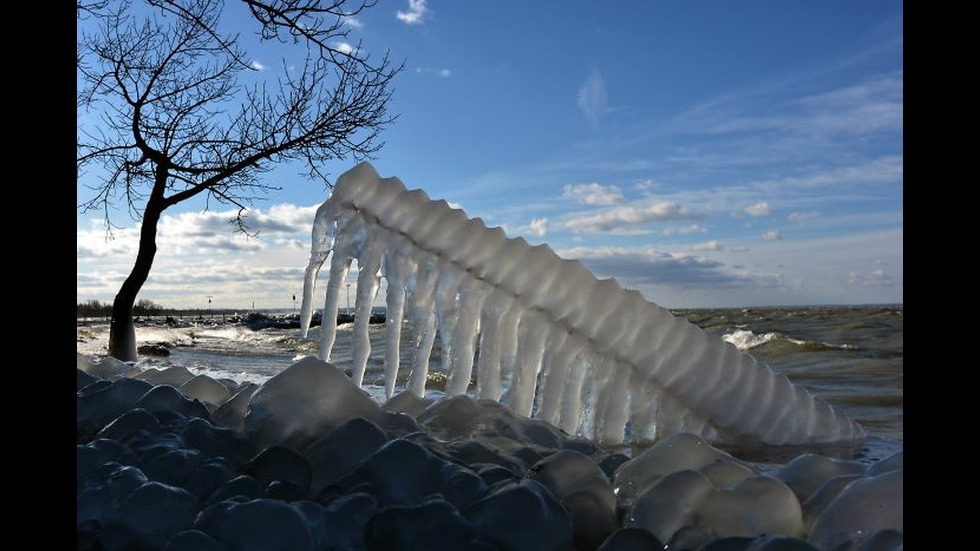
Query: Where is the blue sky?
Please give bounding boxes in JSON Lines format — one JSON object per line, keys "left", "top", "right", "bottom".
{"left": 77, "top": 1, "right": 903, "bottom": 309}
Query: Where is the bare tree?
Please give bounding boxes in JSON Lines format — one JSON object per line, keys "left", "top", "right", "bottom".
{"left": 78, "top": 0, "right": 399, "bottom": 360}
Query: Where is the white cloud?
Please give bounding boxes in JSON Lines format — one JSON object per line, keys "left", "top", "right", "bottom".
{"left": 343, "top": 16, "right": 363, "bottom": 29}
{"left": 529, "top": 217, "right": 548, "bottom": 237}
{"left": 762, "top": 230, "right": 783, "bottom": 241}
{"left": 848, "top": 268, "right": 894, "bottom": 287}
{"left": 662, "top": 224, "right": 707, "bottom": 236}
{"left": 250, "top": 60, "right": 265, "bottom": 71}
{"left": 559, "top": 246, "right": 753, "bottom": 288}
{"left": 334, "top": 42, "right": 355, "bottom": 55}
{"left": 693, "top": 240, "right": 723, "bottom": 252}
{"left": 744, "top": 201, "right": 771, "bottom": 217}
{"left": 577, "top": 68, "right": 608, "bottom": 128}
{"left": 788, "top": 210, "right": 819, "bottom": 224}
{"left": 562, "top": 183, "right": 623, "bottom": 205}
{"left": 396, "top": 0, "right": 428, "bottom": 25}
{"left": 512, "top": 217, "right": 549, "bottom": 238}
{"left": 565, "top": 199, "right": 699, "bottom": 233}
{"left": 77, "top": 203, "right": 319, "bottom": 259}
{"left": 438, "top": 68, "right": 451, "bottom": 78}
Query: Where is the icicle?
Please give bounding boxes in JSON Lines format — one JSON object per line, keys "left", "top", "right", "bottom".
{"left": 596, "top": 363, "right": 631, "bottom": 446}
{"left": 507, "top": 308, "right": 550, "bottom": 417}
{"left": 434, "top": 266, "right": 465, "bottom": 378}
{"left": 350, "top": 233, "right": 385, "bottom": 387}
{"left": 558, "top": 351, "right": 590, "bottom": 435}
{"left": 446, "top": 278, "right": 491, "bottom": 396}
{"left": 407, "top": 257, "right": 439, "bottom": 397}
{"left": 382, "top": 250, "right": 412, "bottom": 399}
{"left": 475, "top": 290, "right": 516, "bottom": 401}
{"left": 535, "top": 331, "right": 584, "bottom": 427}
{"left": 318, "top": 214, "right": 364, "bottom": 361}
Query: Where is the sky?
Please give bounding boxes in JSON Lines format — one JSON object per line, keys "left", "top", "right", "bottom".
{"left": 77, "top": 1, "right": 903, "bottom": 310}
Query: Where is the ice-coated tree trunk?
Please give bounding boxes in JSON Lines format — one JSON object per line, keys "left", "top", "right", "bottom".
{"left": 108, "top": 169, "right": 167, "bottom": 361}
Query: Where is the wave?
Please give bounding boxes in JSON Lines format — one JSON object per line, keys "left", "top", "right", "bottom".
{"left": 722, "top": 329, "right": 857, "bottom": 352}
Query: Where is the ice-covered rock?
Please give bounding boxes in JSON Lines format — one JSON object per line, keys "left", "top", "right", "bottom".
{"left": 614, "top": 433, "right": 755, "bottom": 507}
{"left": 135, "top": 385, "right": 211, "bottom": 421}
{"left": 801, "top": 474, "right": 864, "bottom": 532}
{"left": 244, "top": 357, "right": 385, "bottom": 449}
{"left": 417, "top": 395, "right": 565, "bottom": 451}
{"left": 77, "top": 464, "right": 149, "bottom": 527}
{"left": 213, "top": 382, "right": 258, "bottom": 433}
{"left": 774, "top": 453, "right": 866, "bottom": 503}
{"left": 867, "top": 451, "right": 903, "bottom": 476}
{"left": 528, "top": 450, "right": 617, "bottom": 550}
{"left": 304, "top": 417, "right": 389, "bottom": 495}
{"left": 96, "top": 408, "right": 161, "bottom": 441}
{"left": 78, "top": 368, "right": 99, "bottom": 390}
{"left": 184, "top": 459, "right": 235, "bottom": 502}
{"left": 464, "top": 479, "right": 573, "bottom": 551}
{"left": 141, "top": 448, "right": 201, "bottom": 488}
{"left": 809, "top": 469, "right": 903, "bottom": 551}
{"left": 628, "top": 469, "right": 804, "bottom": 543}
{"left": 364, "top": 499, "right": 486, "bottom": 551}
{"left": 77, "top": 377, "right": 154, "bottom": 437}
{"left": 179, "top": 375, "right": 230, "bottom": 406}
{"left": 695, "top": 476, "right": 804, "bottom": 539}
{"left": 136, "top": 365, "right": 195, "bottom": 387}
{"left": 111, "top": 481, "right": 198, "bottom": 549}
{"left": 180, "top": 417, "right": 254, "bottom": 468}
{"left": 244, "top": 445, "right": 312, "bottom": 492}
{"left": 194, "top": 498, "right": 315, "bottom": 551}
{"left": 316, "top": 492, "right": 379, "bottom": 550}
{"left": 333, "top": 438, "right": 487, "bottom": 509}
{"left": 383, "top": 390, "right": 435, "bottom": 417}
{"left": 77, "top": 353, "right": 137, "bottom": 379}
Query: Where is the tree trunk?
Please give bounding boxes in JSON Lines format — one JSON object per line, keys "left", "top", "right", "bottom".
{"left": 108, "top": 170, "right": 167, "bottom": 361}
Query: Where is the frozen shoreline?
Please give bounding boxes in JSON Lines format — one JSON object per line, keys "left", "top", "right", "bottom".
{"left": 77, "top": 352, "right": 902, "bottom": 550}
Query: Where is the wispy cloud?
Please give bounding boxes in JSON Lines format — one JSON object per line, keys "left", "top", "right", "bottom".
{"left": 662, "top": 224, "right": 707, "bottom": 236}
{"left": 396, "top": 0, "right": 428, "bottom": 25}
{"left": 788, "top": 210, "right": 819, "bottom": 224}
{"left": 342, "top": 16, "right": 363, "bottom": 29}
{"left": 562, "top": 183, "right": 623, "bottom": 205}
{"left": 692, "top": 240, "right": 723, "bottom": 252}
{"left": 416, "top": 67, "right": 452, "bottom": 78}
{"left": 744, "top": 201, "right": 771, "bottom": 217}
{"left": 577, "top": 68, "right": 609, "bottom": 128}
{"left": 762, "top": 230, "right": 783, "bottom": 241}
{"left": 565, "top": 199, "right": 700, "bottom": 233}
{"left": 848, "top": 268, "right": 894, "bottom": 287}
{"left": 250, "top": 60, "right": 265, "bottom": 71}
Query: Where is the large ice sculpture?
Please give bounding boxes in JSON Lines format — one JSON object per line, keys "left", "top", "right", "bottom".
{"left": 300, "top": 163, "right": 865, "bottom": 447}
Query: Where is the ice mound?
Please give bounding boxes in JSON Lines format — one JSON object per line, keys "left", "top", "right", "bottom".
{"left": 299, "top": 162, "right": 864, "bottom": 448}
{"left": 243, "top": 356, "right": 387, "bottom": 449}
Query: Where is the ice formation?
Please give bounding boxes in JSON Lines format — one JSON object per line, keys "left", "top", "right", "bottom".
{"left": 300, "top": 162, "right": 865, "bottom": 447}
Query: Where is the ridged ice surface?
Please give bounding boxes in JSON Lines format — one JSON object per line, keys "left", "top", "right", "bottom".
{"left": 300, "top": 163, "right": 865, "bottom": 447}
